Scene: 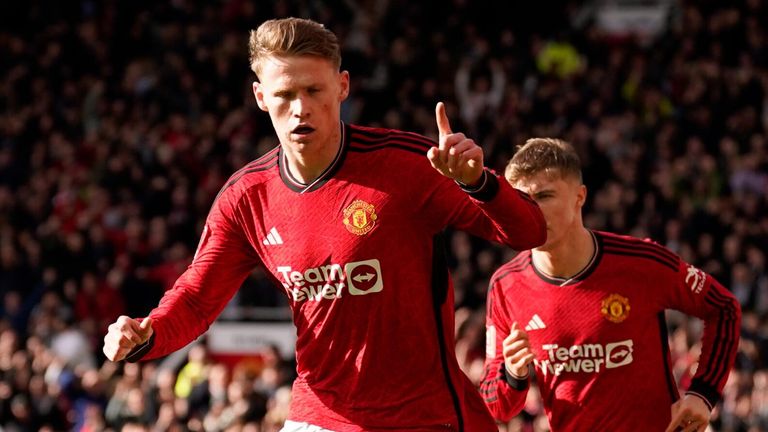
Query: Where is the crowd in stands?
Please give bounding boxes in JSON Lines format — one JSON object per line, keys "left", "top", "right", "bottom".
{"left": 1, "top": 0, "right": 767, "bottom": 430}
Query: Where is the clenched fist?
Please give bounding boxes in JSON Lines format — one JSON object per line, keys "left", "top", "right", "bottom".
{"left": 503, "top": 322, "right": 535, "bottom": 379}
{"left": 103, "top": 315, "right": 153, "bottom": 362}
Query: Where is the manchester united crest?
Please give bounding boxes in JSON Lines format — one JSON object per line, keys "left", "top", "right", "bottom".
{"left": 601, "top": 293, "right": 630, "bottom": 323}
{"left": 343, "top": 200, "right": 378, "bottom": 235}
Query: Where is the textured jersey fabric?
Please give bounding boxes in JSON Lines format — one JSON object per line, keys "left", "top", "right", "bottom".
{"left": 128, "top": 123, "right": 546, "bottom": 431}
{"left": 481, "top": 230, "right": 741, "bottom": 431}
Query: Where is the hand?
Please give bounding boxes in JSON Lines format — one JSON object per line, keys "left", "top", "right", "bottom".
{"left": 103, "top": 316, "right": 153, "bottom": 362}
{"left": 503, "top": 322, "right": 535, "bottom": 379}
{"left": 428, "top": 102, "right": 484, "bottom": 185}
{"left": 665, "top": 394, "right": 711, "bottom": 432}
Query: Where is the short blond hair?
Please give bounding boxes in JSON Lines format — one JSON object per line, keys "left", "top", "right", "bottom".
{"left": 505, "top": 138, "right": 582, "bottom": 184}
{"left": 248, "top": 18, "right": 341, "bottom": 78}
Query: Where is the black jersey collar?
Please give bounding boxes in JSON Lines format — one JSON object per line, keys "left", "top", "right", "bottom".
{"left": 532, "top": 229, "right": 603, "bottom": 286}
{"left": 279, "top": 122, "right": 349, "bottom": 193}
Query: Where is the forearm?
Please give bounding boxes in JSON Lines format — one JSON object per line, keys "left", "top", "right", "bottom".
{"left": 462, "top": 172, "right": 546, "bottom": 250}
{"left": 687, "top": 281, "right": 742, "bottom": 408}
{"left": 480, "top": 361, "right": 529, "bottom": 422}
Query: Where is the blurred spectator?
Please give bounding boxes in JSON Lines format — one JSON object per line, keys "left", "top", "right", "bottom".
{"left": 174, "top": 344, "right": 210, "bottom": 399}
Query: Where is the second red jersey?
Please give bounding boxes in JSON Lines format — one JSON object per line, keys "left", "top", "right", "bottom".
{"left": 481, "top": 230, "right": 741, "bottom": 431}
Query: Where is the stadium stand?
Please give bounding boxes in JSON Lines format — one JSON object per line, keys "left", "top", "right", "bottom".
{"left": 0, "top": 0, "right": 766, "bottom": 430}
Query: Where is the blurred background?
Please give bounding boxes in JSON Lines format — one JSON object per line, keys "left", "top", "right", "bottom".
{"left": 0, "top": 0, "right": 766, "bottom": 431}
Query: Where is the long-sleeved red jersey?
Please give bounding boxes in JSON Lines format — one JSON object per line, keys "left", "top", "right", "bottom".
{"left": 480, "top": 230, "right": 741, "bottom": 431}
{"left": 127, "top": 123, "right": 545, "bottom": 431}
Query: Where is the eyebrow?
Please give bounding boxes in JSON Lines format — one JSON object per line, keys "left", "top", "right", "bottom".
{"left": 529, "top": 188, "right": 556, "bottom": 197}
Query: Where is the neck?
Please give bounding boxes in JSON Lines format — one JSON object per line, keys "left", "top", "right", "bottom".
{"left": 532, "top": 227, "right": 595, "bottom": 280}
{"left": 283, "top": 124, "right": 342, "bottom": 184}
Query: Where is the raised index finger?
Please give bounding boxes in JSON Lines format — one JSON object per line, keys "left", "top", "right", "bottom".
{"left": 435, "top": 102, "right": 452, "bottom": 138}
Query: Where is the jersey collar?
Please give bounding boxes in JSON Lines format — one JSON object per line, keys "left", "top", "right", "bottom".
{"left": 279, "top": 122, "right": 349, "bottom": 193}
{"left": 532, "top": 229, "right": 603, "bottom": 286}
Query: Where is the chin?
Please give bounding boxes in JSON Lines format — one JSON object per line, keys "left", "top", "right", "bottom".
{"left": 284, "top": 136, "right": 311, "bottom": 147}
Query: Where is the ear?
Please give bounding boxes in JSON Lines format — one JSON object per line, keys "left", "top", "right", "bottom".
{"left": 576, "top": 184, "right": 587, "bottom": 208}
{"left": 253, "top": 81, "right": 268, "bottom": 112}
{"left": 339, "top": 70, "right": 350, "bottom": 101}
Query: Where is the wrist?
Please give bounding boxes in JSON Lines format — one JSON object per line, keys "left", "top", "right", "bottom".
{"left": 505, "top": 365, "right": 529, "bottom": 380}
{"left": 457, "top": 170, "right": 485, "bottom": 189}
{"left": 502, "top": 363, "right": 530, "bottom": 390}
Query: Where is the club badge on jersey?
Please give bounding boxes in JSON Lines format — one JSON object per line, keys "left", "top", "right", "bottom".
{"left": 600, "top": 293, "right": 630, "bottom": 323}
{"left": 343, "top": 200, "right": 378, "bottom": 235}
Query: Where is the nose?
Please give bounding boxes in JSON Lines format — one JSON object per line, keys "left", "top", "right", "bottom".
{"left": 291, "top": 95, "right": 310, "bottom": 119}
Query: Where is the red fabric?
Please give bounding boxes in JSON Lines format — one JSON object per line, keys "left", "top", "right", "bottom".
{"left": 135, "top": 124, "right": 545, "bottom": 431}
{"left": 481, "top": 231, "right": 741, "bottom": 431}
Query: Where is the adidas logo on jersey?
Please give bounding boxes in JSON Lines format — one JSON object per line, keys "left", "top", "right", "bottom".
{"left": 525, "top": 314, "right": 547, "bottom": 331}
{"left": 263, "top": 227, "right": 283, "bottom": 245}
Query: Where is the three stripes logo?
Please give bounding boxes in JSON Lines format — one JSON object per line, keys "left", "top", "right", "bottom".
{"left": 263, "top": 227, "right": 283, "bottom": 246}
{"left": 525, "top": 314, "right": 547, "bottom": 331}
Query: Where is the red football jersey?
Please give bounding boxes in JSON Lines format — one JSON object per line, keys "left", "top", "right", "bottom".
{"left": 480, "top": 230, "right": 741, "bottom": 431}
{"left": 127, "top": 124, "right": 545, "bottom": 431}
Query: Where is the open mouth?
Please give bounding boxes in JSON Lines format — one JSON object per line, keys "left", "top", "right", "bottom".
{"left": 291, "top": 125, "right": 315, "bottom": 135}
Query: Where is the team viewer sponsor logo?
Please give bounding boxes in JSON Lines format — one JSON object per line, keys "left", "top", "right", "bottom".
{"left": 277, "top": 259, "right": 383, "bottom": 302}
{"left": 535, "top": 339, "right": 634, "bottom": 377}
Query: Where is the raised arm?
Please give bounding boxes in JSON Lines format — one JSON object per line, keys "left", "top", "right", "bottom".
{"left": 425, "top": 102, "right": 546, "bottom": 250}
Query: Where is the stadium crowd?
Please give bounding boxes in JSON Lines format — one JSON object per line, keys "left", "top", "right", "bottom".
{"left": 1, "top": 0, "right": 767, "bottom": 430}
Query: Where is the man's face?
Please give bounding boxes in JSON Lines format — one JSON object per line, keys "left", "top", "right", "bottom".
{"left": 253, "top": 55, "right": 349, "bottom": 156}
{"left": 513, "top": 171, "right": 586, "bottom": 251}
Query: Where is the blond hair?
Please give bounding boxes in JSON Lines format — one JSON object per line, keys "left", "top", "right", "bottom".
{"left": 248, "top": 18, "right": 341, "bottom": 78}
{"left": 505, "top": 138, "right": 582, "bottom": 184}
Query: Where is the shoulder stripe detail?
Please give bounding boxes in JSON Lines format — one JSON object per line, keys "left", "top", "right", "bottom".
{"left": 601, "top": 236, "right": 678, "bottom": 263}
{"left": 492, "top": 262, "right": 531, "bottom": 284}
{"left": 348, "top": 141, "right": 429, "bottom": 156}
{"left": 601, "top": 237, "right": 679, "bottom": 264}
{"left": 506, "top": 253, "right": 529, "bottom": 268}
{"left": 214, "top": 151, "right": 279, "bottom": 201}
{"left": 602, "top": 246, "right": 678, "bottom": 272}
{"left": 351, "top": 128, "right": 435, "bottom": 147}
{"left": 229, "top": 160, "right": 278, "bottom": 185}
{"left": 229, "top": 147, "right": 280, "bottom": 178}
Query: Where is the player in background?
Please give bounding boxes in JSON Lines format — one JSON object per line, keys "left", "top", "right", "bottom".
{"left": 480, "top": 138, "right": 741, "bottom": 432}
{"left": 103, "top": 17, "right": 546, "bottom": 432}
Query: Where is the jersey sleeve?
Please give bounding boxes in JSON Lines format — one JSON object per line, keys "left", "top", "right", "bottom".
{"left": 427, "top": 168, "right": 546, "bottom": 251}
{"left": 658, "top": 254, "right": 742, "bottom": 409}
{"left": 479, "top": 277, "right": 529, "bottom": 422}
{"left": 127, "top": 190, "right": 261, "bottom": 361}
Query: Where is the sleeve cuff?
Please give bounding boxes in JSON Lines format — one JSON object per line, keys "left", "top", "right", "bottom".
{"left": 686, "top": 379, "right": 719, "bottom": 410}
{"left": 502, "top": 362, "right": 530, "bottom": 391}
{"left": 125, "top": 333, "right": 156, "bottom": 363}
{"left": 456, "top": 170, "right": 499, "bottom": 202}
